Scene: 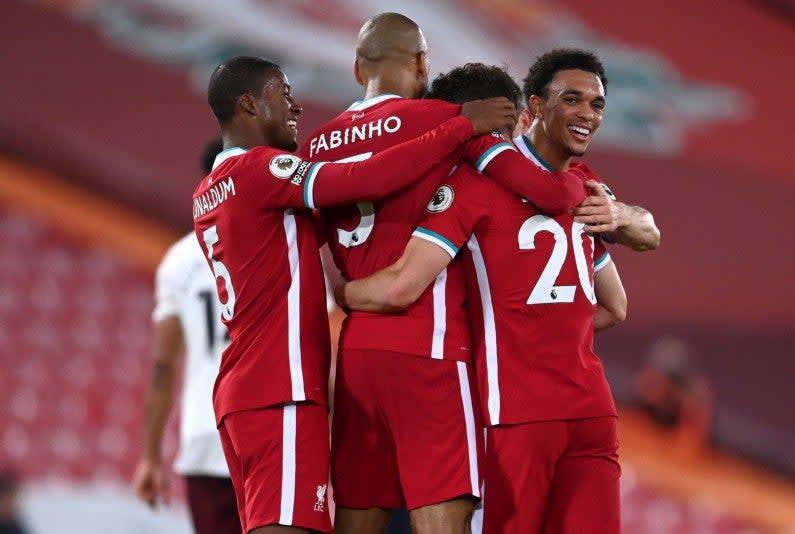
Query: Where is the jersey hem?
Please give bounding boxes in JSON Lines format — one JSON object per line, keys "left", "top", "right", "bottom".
{"left": 215, "top": 396, "right": 329, "bottom": 426}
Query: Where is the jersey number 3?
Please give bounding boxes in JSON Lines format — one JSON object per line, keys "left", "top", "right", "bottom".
{"left": 335, "top": 152, "right": 375, "bottom": 248}
{"left": 202, "top": 225, "right": 237, "bottom": 320}
{"left": 518, "top": 216, "right": 596, "bottom": 305}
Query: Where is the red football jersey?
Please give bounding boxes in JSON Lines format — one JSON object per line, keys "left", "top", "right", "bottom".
{"left": 414, "top": 163, "right": 616, "bottom": 426}
{"left": 300, "top": 95, "right": 505, "bottom": 361}
{"left": 194, "top": 119, "right": 478, "bottom": 422}
{"left": 193, "top": 147, "right": 331, "bottom": 422}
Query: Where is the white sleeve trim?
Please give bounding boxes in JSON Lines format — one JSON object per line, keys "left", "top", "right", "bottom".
{"left": 412, "top": 228, "right": 459, "bottom": 259}
{"left": 594, "top": 251, "right": 612, "bottom": 273}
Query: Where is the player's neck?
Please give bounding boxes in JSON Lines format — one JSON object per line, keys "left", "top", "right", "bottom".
{"left": 524, "top": 127, "right": 572, "bottom": 171}
{"left": 222, "top": 126, "right": 264, "bottom": 152}
{"left": 362, "top": 76, "right": 414, "bottom": 100}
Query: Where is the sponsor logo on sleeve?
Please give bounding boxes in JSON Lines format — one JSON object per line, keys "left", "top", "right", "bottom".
{"left": 427, "top": 184, "right": 454, "bottom": 213}
{"left": 268, "top": 154, "right": 301, "bottom": 179}
{"left": 290, "top": 160, "right": 311, "bottom": 186}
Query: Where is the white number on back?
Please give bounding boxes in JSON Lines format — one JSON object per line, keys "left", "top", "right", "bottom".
{"left": 202, "top": 225, "right": 237, "bottom": 320}
{"left": 518, "top": 217, "right": 596, "bottom": 305}
{"left": 334, "top": 152, "right": 375, "bottom": 248}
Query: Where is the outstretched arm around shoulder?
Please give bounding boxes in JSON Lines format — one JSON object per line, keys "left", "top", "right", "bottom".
{"left": 336, "top": 236, "right": 454, "bottom": 313}
{"left": 460, "top": 136, "right": 588, "bottom": 215}
{"left": 309, "top": 97, "right": 516, "bottom": 208}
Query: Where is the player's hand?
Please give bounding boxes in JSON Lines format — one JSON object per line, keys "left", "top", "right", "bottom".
{"left": 572, "top": 180, "right": 620, "bottom": 234}
{"left": 461, "top": 97, "right": 517, "bottom": 136}
{"left": 132, "top": 458, "right": 169, "bottom": 508}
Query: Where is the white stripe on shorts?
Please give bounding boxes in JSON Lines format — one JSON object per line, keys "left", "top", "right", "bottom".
{"left": 457, "top": 362, "right": 480, "bottom": 497}
{"left": 279, "top": 403, "right": 297, "bottom": 525}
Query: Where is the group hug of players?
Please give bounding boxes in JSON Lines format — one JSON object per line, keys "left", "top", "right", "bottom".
{"left": 164, "top": 11, "right": 660, "bottom": 534}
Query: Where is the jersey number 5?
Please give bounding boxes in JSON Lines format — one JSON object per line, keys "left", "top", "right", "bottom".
{"left": 518, "top": 216, "right": 596, "bottom": 305}
{"left": 202, "top": 225, "right": 237, "bottom": 320}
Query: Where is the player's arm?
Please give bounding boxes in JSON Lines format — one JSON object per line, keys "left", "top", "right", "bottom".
{"left": 609, "top": 203, "right": 660, "bottom": 251}
{"left": 573, "top": 182, "right": 661, "bottom": 251}
{"left": 593, "top": 252, "right": 627, "bottom": 331}
{"left": 336, "top": 236, "right": 453, "bottom": 313}
{"left": 132, "top": 315, "right": 182, "bottom": 507}
{"left": 462, "top": 136, "right": 587, "bottom": 215}
{"left": 337, "top": 169, "right": 480, "bottom": 313}
{"left": 132, "top": 252, "right": 184, "bottom": 508}
{"left": 305, "top": 98, "right": 516, "bottom": 208}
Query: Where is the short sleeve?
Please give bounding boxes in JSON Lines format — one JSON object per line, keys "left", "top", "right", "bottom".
{"left": 461, "top": 133, "right": 516, "bottom": 173}
{"left": 152, "top": 245, "right": 182, "bottom": 321}
{"left": 593, "top": 237, "right": 612, "bottom": 273}
{"left": 412, "top": 166, "right": 487, "bottom": 258}
{"left": 244, "top": 147, "right": 316, "bottom": 209}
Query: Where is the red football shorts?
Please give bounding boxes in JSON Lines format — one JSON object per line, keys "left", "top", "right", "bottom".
{"left": 218, "top": 402, "right": 332, "bottom": 533}
{"left": 332, "top": 348, "right": 483, "bottom": 511}
{"left": 481, "top": 416, "right": 620, "bottom": 534}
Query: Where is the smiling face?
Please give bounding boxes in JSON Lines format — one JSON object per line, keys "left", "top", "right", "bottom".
{"left": 257, "top": 69, "right": 302, "bottom": 151}
{"left": 530, "top": 68, "right": 605, "bottom": 166}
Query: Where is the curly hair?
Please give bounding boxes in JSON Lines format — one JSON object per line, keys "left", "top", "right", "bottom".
{"left": 426, "top": 62, "right": 523, "bottom": 109}
{"left": 522, "top": 48, "right": 607, "bottom": 100}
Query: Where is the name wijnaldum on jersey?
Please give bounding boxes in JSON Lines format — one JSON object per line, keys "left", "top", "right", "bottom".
{"left": 194, "top": 177, "right": 236, "bottom": 219}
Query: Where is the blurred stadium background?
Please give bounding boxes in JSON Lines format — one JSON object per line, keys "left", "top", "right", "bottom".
{"left": 1, "top": 0, "right": 794, "bottom": 532}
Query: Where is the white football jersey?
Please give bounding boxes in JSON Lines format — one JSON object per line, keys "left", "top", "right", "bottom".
{"left": 153, "top": 233, "right": 230, "bottom": 476}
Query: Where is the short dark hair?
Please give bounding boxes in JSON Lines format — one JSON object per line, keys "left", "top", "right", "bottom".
{"left": 200, "top": 137, "right": 223, "bottom": 174}
{"left": 426, "top": 62, "right": 523, "bottom": 109}
{"left": 522, "top": 48, "right": 607, "bottom": 100}
{"left": 207, "top": 56, "right": 281, "bottom": 124}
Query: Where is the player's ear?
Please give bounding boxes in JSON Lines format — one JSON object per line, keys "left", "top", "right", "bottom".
{"left": 353, "top": 59, "right": 365, "bottom": 87}
{"left": 238, "top": 93, "right": 258, "bottom": 116}
{"left": 516, "top": 109, "right": 533, "bottom": 136}
{"left": 416, "top": 50, "right": 429, "bottom": 80}
{"left": 529, "top": 95, "right": 543, "bottom": 119}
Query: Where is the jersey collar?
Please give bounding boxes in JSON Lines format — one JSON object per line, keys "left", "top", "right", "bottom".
{"left": 212, "top": 147, "right": 248, "bottom": 170}
{"left": 346, "top": 93, "right": 402, "bottom": 112}
{"left": 513, "top": 134, "right": 554, "bottom": 172}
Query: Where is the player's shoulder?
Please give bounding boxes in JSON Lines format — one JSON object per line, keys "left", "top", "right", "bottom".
{"left": 460, "top": 163, "right": 505, "bottom": 189}
{"left": 570, "top": 161, "right": 600, "bottom": 181}
{"left": 303, "top": 110, "right": 349, "bottom": 141}
{"left": 451, "top": 163, "right": 485, "bottom": 182}
{"left": 570, "top": 161, "right": 617, "bottom": 198}
{"left": 242, "top": 145, "right": 291, "bottom": 163}
{"left": 197, "top": 147, "right": 257, "bottom": 188}
{"left": 405, "top": 98, "right": 460, "bottom": 118}
{"left": 231, "top": 146, "right": 306, "bottom": 180}
{"left": 422, "top": 165, "right": 496, "bottom": 219}
{"left": 443, "top": 164, "right": 497, "bottom": 199}
{"left": 355, "top": 95, "right": 458, "bottom": 118}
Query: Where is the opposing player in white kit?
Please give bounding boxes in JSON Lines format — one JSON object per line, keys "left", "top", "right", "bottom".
{"left": 132, "top": 139, "right": 240, "bottom": 534}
